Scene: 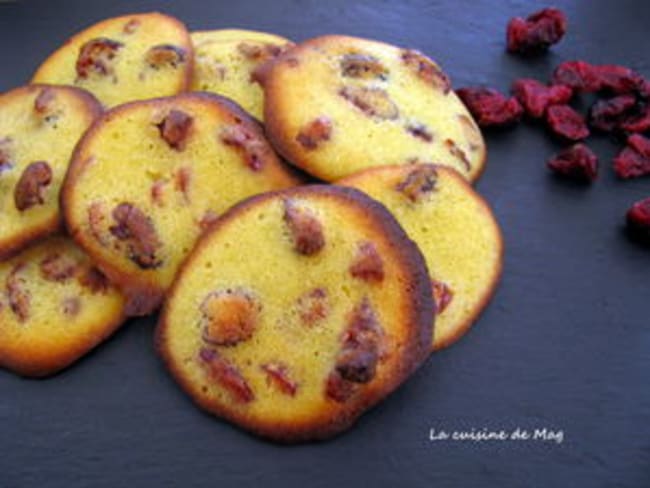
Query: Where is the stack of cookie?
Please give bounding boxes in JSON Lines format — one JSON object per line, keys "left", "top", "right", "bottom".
{"left": 0, "top": 12, "right": 502, "bottom": 442}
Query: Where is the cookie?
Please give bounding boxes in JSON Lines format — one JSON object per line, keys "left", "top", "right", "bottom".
{"left": 32, "top": 12, "right": 193, "bottom": 108}
{"left": 62, "top": 92, "right": 301, "bottom": 316}
{"left": 191, "top": 30, "right": 292, "bottom": 120}
{"left": 0, "top": 236, "right": 126, "bottom": 377}
{"left": 0, "top": 84, "right": 102, "bottom": 260}
{"left": 258, "top": 35, "right": 486, "bottom": 182}
{"left": 156, "top": 185, "right": 433, "bottom": 442}
{"left": 339, "top": 164, "right": 503, "bottom": 350}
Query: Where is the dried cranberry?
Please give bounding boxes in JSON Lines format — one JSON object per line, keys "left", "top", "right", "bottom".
{"left": 595, "top": 64, "right": 645, "bottom": 95}
{"left": 512, "top": 78, "right": 573, "bottom": 118}
{"left": 547, "top": 143, "right": 598, "bottom": 182}
{"left": 588, "top": 95, "right": 637, "bottom": 132}
{"left": 506, "top": 8, "right": 567, "bottom": 55}
{"left": 626, "top": 197, "right": 650, "bottom": 243}
{"left": 620, "top": 104, "right": 650, "bottom": 133}
{"left": 283, "top": 200, "right": 325, "bottom": 255}
{"left": 456, "top": 87, "right": 523, "bottom": 127}
{"left": 546, "top": 105, "right": 589, "bottom": 141}
{"left": 14, "top": 161, "right": 52, "bottom": 211}
{"left": 614, "top": 134, "right": 650, "bottom": 179}
{"left": 551, "top": 61, "right": 601, "bottom": 93}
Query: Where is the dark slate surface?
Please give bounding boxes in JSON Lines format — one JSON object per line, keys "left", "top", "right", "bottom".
{"left": 0, "top": 0, "right": 649, "bottom": 487}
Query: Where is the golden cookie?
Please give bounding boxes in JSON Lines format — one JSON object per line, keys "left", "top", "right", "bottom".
{"left": 156, "top": 185, "right": 433, "bottom": 442}
{"left": 340, "top": 164, "right": 503, "bottom": 350}
{"left": 62, "top": 92, "right": 301, "bottom": 316}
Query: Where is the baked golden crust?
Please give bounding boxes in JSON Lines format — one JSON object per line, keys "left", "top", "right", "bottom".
{"left": 62, "top": 92, "right": 301, "bottom": 316}
{"left": 191, "top": 30, "right": 293, "bottom": 120}
{"left": 339, "top": 164, "right": 503, "bottom": 350}
{"left": 259, "top": 35, "right": 486, "bottom": 182}
{"left": 156, "top": 185, "right": 433, "bottom": 442}
{"left": 0, "top": 236, "right": 126, "bottom": 377}
{"left": 0, "top": 84, "right": 102, "bottom": 260}
{"left": 32, "top": 12, "right": 193, "bottom": 108}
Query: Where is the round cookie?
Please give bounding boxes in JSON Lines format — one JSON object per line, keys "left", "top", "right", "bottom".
{"left": 62, "top": 92, "right": 301, "bottom": 316}
{"left": 0, "top": 236, "right": 126, "bottom": 377}
{"left": 191, "top": 30, "right": 293, "bottom": 120}
{"left": 156, "top": 185, "right": 433, "bottom": 442}
{"left": 339, "top": 164, "right": 503, "bottom": 350}
{"left": 258, "top": 35, "right": 486, "bottom": 182}
{"left": 32, "top": 12, "right": 193, "bottom": 108}
{"left": 0, "top": 84, "right": 102, "bottom": 260}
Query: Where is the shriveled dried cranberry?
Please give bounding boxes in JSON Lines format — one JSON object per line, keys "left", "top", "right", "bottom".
{"left": 261, "top": 362, "right": 298, "bottom": 396}
{"left": 297, "top": 288, "right": 329, "bottom": 326}
{"left": 40, "top": 253, "right": 78, "bottom": 282}
{"left": 340, "top": 53, "right": 388, "bottom": 80}
{"left": 546, "top": 105, "right": 589, "bottom": 141}
{"left": 339, "top": 85, "right": 399, "bottom": 120}
{"left": 431, "top": 280, "right": 453, "bottom": 315}
{"left": 109, "top": 202, "right": 162, "bottom": 268}
{"left": 406, "top": 123, "right": 433, "bottom": 142}
{"left": 506, "top": 8, "right": 567, "bottom": 55}
{"left": 620, "top": 104, "right": 650, "bottom": 133}
{"left": 445, "top": 139, "right": 471, "bottom": 171}
{"left": 283, "top": 200, "right": 325, "bottom": 255}
{"left": 145, "top": 44, "right": 186, "bottom": 69}
{"left": 76, "top": 37, "right": 123, "bottom": 80}
{"left": 395, "top": 165, "right": 438, "bottom": 202}
{"left": 78, "top": 267, "right": 109, "bottom": 294}
{"left": 595, "top": 64, "right": 645, "bottom": 95}
{"left": 326, "top": 297, "right": 384, "bottom": 402}
{"left": 174, "top": 166, "right": 192, "bottom": 203}
{"left": 6, "top": 264, "right": 29, "bottom": 322}
{"left": 456, "top": 87, "right": 523, "bottom": 127}
{"left": 401, "top": 49, "right": 451, "bottom": 93}
{"left": 626, "top": 197, "right": 650, "bottom": 243}
{"left": 512, "top": 78, "right": 573, "bottom": 118}
{"left": 14, "top": 161, "right": 52, "bottom": 211}
{"left": 349, "top": 241, "right": 384, "bottom": 283}
{"left": 199, "top": 348, "right": 254, "bottom": 403}
{"left": 614, "top": 134, "right": 650, "bottom": 179}
{"left": 156, "top": 110, "right": 193, "bottom": 151}
{"left": 34, "top": 88, "right": 56, "bottom": 115}
{"left": 588, "top": 95, "right": 637, "bottom": 132}
{"left": 200, "top": 290, "right": 259, "bottom": 346}
{"left": 547, "top": 143, "right": 598, "bottom": 182}
{"left": 296, "top": 117, "right": 332, "bottom": 150}
{"left": 237, "top": 42, "right": 287, "bottom": 62}
{"left": 551, "top": 61, "right": 601, "bottom": 93}
{"left": 220, "top": 125, "right": 265, "bottom": 171}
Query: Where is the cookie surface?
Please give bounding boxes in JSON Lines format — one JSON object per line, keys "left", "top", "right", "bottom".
{"left": 32, "top": 12, "right": 193, "bottom": 108}
{"left": 340, "top": 164, "right": 503, "bottom": 350}
{"left": 0, "top": 236, "right": 126, "bottom": 377}
{"left": 156, "top": 185, "right": 433, "bottom": 442}
{"left": 0, "top": 84, "right": 102, "bottom": 260}
{"left": 62, "top": 92, "right": 301, "bottom": 316}
{"left": 191, "top": 30, "right": 292, "bottom": 120}
{"left": 259, "top": 35, "right": 486, "bottom": 182}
